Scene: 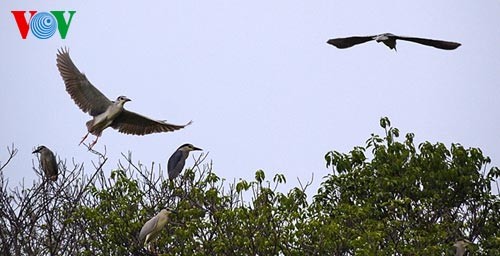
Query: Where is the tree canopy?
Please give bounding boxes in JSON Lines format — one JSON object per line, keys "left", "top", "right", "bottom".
{"left": 1, "top": 117, "right": 498, "bottom": 255}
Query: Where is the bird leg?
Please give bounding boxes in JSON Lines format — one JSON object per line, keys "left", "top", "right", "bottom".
{"left": 88, "top": 136, "right": 99, "bottom": 150}
{"left": 145, "top": 242, "right": 156, "bottom": 255}
{"left": 79, "top": 132, "right": 90, "bottom": 145}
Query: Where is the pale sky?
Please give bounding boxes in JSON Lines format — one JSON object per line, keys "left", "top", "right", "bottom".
{"left": 1, "top": 1, "right": 499, "bottom": 193}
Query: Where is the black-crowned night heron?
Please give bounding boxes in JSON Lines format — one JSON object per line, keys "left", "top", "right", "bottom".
{"left": 56, "top": 48, "right": 192, "bottom": 149}
{"left": 139, "top": 208, "right": 175, "bottom": 248}
{"left": 327, "top": 33, "right": 461, "bottom": 51}
{"left": 32, "top": 145, "right": 58, "bottom": 181}
{"left": 167, "top": 143, "right": 202, "bottom": 180}
{"left": 454, "top": 239, "right": 471, "bottom": 256}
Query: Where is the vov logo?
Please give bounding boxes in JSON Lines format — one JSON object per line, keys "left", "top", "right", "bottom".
{"left": 11, "top": 11, "right": 76, "bottom": 39}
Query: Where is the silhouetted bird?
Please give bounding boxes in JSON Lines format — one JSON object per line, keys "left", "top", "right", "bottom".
{"left": 167, "top": 144, "right": 202, "bottom": 180}
{"left": 327, "top": 33, "right": 461, "bottom": 51}
{"left": 32, "top": 145, "right": 58, "bottom": 181}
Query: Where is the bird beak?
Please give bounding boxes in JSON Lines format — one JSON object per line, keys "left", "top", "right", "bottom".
{"left": 32, "top": 149, "right": 40, "bottom": 154}
{"left": 192, "top": 146, "right": 202, "bottom": 151}
{"left": 124, "top": 97, "right": 131, "bottom": 102}
{"left": 166, "top": 208, "right": 178, "bottom": 214}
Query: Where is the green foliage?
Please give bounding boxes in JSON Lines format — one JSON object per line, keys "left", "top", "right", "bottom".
{"left": 75, "top": 169, "right": 145, "bottom": 255}
{"left": 1, "top": 118, "right": 498, "bottom": 255}
{"left": 318, "top": 117, "right": 499, "bottom": 255}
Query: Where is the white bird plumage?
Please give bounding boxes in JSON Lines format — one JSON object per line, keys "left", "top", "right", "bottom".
{"left": 453, "top": 239, "right": 471, "bottom": 256}
{"left": 139, "top": 209, "right": 174, "bottom": 248}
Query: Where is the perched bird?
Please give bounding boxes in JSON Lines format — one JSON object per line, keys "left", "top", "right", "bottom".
{"left": 454, "top": 239, "right": 472, "bottom": 256}
{"left": 327, "top": 33, "right": 461, "bottom": 51}
{"left": 167, "top": 143, "right": 202, "bottom": 180}
{"left": 139, "top": 208, "right": 175, "bottom": 248}
{"left": 56, "top": 48, "right": 192, "bottom": 149}
{"left": 32, "top": 145, "right": 58, "bottom": 181}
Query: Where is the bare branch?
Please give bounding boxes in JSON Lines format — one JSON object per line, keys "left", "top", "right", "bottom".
{"left": 0, "top": 144, "right": 18, "bottom": 172}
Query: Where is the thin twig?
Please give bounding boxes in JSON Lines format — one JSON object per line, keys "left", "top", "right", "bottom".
{"left": 0, "top": 144, "right": 18, "bottom": 172}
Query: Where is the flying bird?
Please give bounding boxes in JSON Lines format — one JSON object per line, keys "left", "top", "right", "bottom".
{"left": 56, "top": 48, "right": 192, "bottom": 149}
{"left": 167, "top": 143, "right": 202, "bottom": 180}
{"left": 32, "top": 145, "right": 58, "bottom": 181}
{"left": 139, "top": 209, "right": 175, "bottom": 249}
{"left": 327, "top": 33, "right": 461, "bottom": 51}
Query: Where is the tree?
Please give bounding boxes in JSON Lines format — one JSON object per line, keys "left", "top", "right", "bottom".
{"left": 0, "top": 117, "right": 498, "bottom": 255}
{"left": 0, "top": 145, "right": 104, "bottom": 256}
{"left": 315, "top": 117, "right": 500, "bottom": 255}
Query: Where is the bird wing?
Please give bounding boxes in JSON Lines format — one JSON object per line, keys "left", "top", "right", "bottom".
{"left": 394, "top": 36, "right": 461, "bottom": 50}
{"left": 167, "top": 150, "right": 184, "bottom": 180}
{"left": 46, "top": 150, "right": 58, "bottom": 181}
{"left": 327, "top": 36, "right": 375, "bottom": 49}
{"left": 139, "top": 215, "right": 159, "bottom": 243}
{"left": 111, "top": 110, "right": 192, "bottom": 135}
{"left": 56, "top": 48, "right": 112, "bottom": 116}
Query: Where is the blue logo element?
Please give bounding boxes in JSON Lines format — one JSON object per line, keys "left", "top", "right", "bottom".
{"left": 29, "top": 12, "right": 57, "bottom": 39}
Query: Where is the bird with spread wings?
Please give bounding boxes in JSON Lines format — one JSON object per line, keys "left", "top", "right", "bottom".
{"left": 56, "top": 48, "right": 192, "bottom": 149}
{"left": 327, "top": 33, "right": 461, "bottom": 51}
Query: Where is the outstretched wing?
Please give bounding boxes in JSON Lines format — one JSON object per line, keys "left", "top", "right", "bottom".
{"left": 111, "top": 110, "right": 192, "bottom": 135}
{"left": 327, "top": 36, "right": 375, "bottom": 49}
{"left": 395, "top": 36, "right": 461, "bottom": 50}
{"left": 56, "top": 47, "right": 112, "bottom": 116}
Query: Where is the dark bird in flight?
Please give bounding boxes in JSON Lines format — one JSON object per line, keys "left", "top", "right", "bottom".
{"left": 32, "top": 145, "right": 58, "bottom": 181}
{"left": 327, "top": 33, "right": 461, "bottom": 51}
{"left": 56, "top": 48, "right": 192, "bottom": 149}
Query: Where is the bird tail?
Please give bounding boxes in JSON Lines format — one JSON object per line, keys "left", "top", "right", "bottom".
{"left": 85, "top": 120, "right": 101, "bottom": 136}
{"left": 86, "top": 120, "right": 94, "bottom": 132}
